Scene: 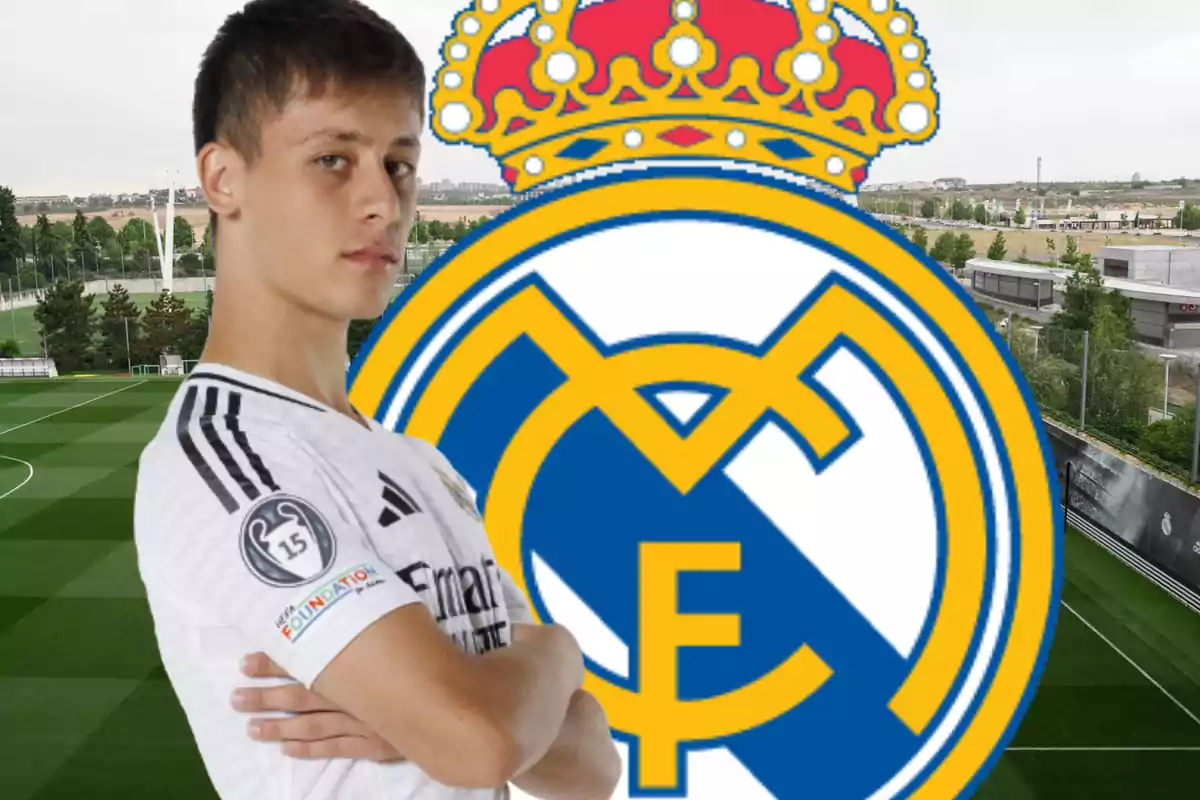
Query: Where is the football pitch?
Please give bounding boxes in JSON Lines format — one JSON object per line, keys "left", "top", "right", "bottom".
{"left": 0, "top": 378, "right": 1198, "bottom": 798}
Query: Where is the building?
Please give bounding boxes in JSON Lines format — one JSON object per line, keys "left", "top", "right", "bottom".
{"left": 934, "top": 178, "right": 967, "bottom": 191}
{"left": 1100, "top": 246, "right": 1200, "bottom": 288}
{"left": 966, "top": 257, "right": 1200, "bottom": 348}
{"left": 965, "top": 259, "right": 1064, "bottom": 310}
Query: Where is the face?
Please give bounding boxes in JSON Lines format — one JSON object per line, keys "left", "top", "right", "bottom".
{"left": 213, "top": 81, "right": 422, "bottom": 322}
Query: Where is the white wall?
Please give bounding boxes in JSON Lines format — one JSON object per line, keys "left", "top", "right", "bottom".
{"left": 0, "top": 276, "right": 216, "bottom": 312}
{"left": 1104, "top": 247, "right": 1200, "bottom": 290}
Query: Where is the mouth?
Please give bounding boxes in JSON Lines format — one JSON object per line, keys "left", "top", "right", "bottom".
{"left": 342, "top": 247, "right": 400, "bottom": 273}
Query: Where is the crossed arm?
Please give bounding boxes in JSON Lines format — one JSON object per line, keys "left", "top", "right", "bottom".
{"left": 233, "top": 616, "right": 621, "bottom": 799}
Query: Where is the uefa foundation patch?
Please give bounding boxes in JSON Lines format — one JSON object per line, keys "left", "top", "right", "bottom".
{"left": 350, "top": 2, "right": 1062, "bottom": 798}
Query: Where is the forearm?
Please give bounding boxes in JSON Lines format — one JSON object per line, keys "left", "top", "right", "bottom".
{"left": 466, "top": 625, "right": 586, "bottom": 779}
{"left": 512, "top": 689, "right": 621, "bottom": 800}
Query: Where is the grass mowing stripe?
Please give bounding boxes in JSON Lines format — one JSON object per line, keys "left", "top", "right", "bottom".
{"left": 0, "top": 382, "right": 147, "bottom": 437}
{"left": 1062, "top": 600, "right": 1200, "bottom": 728}
{"left": 0, "top": 677, "right": 144, "bottom": 800}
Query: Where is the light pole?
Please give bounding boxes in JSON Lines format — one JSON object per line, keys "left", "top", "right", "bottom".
{"left": 1160, "top": 353, "right": 1178, "bottom": 418}
{"left": 7, "top": 277, "right": 15, "bottom": 341}
{"left": 124, "top": 315, "right": 132, "bottom": 376}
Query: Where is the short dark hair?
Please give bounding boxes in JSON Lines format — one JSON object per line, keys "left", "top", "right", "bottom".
{"left": 193, "top": 0, "right": 426, "bottom": 241}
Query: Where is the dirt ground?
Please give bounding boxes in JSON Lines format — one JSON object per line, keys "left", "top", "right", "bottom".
{"left": 909, "top": 223, "right": 1195, "bottom": 263}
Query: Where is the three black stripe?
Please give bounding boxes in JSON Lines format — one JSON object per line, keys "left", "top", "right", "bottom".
{"left": 178, "top": 385, "right": 278, "bottom": 513}
{"left": 379, "top": 470, "right": 421, "bottom": 528}
{"left": 178, "top": 385, "right": 239, "bottom": 513}
{"left": 226, "top": 393, "right": 279, "bottom": 492}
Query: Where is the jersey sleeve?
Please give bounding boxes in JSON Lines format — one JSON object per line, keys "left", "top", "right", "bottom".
{"left": 139, "top": 426, "right": 424, "bottom": 689}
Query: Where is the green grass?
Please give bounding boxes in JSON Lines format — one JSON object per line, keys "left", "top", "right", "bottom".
{"left": 2, "top": 293, "right": 212, "bottom": 358}
{"left": 0, "top": 378, "right": 1198, "bottom": 798}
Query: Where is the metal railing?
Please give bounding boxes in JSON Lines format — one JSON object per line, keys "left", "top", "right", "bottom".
{"left": 1002, "top": 311, "right": 1200, "bottom": 484}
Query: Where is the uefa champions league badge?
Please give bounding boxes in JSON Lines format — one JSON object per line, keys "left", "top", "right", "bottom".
{"left": 348, "top": 1, "right": 1064, "bottom": 797}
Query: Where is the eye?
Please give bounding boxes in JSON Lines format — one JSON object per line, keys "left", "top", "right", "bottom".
{"left": 386, "top": 160, "right": 415, "bottom": 179}
{"left": 316, "top": 155, "right": 349, "bottom": 170}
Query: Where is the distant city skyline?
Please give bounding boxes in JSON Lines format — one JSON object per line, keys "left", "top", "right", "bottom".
{"left": 2, "top": 0, "right": 1197, "bottom": 196}
{"left": 14, "top": 173, "right": 1197, "bottom": 205}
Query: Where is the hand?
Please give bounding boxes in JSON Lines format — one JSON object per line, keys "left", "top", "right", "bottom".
{"left": 233, "top": 652, "right": 405, "bottom": 763}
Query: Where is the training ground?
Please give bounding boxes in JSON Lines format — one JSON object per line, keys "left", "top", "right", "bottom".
{"left": 0, "top": 377, "right": 1198, "bottom": 798}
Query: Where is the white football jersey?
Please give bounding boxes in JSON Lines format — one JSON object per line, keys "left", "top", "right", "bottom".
{"left": 134, "top": 362, "right": 533, "bottom": 800}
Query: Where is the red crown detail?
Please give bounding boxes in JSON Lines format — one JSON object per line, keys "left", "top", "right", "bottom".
{"left": 431, "top": 0, "right": 940, "bottom": 193}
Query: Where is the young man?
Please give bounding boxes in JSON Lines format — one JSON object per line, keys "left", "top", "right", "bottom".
{"left": 132, "top": 1, "right": 621, "bottom": 798}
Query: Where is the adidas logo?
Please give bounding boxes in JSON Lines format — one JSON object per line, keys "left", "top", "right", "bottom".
{"left": 378, "top": 471, "right": 422, "bottom": 528}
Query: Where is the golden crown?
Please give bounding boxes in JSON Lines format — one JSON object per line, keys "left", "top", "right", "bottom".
{"left": 430, "top": 0, "right": 940, "bottom": 194}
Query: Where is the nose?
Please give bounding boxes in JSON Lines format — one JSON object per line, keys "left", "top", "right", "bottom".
{"left": 359, "top": 161, "right": 402, "bottom": 229}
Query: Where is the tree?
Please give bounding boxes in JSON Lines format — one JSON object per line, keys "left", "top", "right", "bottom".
{"left": 1175, "top": 202, "right": 1200, "bottom": 231}
{"left": 174, "top": 220, "right": 196, "bottom": 252}
{"left": 1141, "top": 403, "right": 1196, "bottom": 472}
{"left": 87, "top": 216, "right": 116, "bottom": 248}
{"left": 987, "top": 231, "right": 1007, "bottom": 261}
{"left": 33, "top": 280, "right": 99, "bottom": 372}
{"left": 1055, "top": 256, "right": 1105, "bottom": 332}
{"left": 1015, "top": 208, "right": 1027, "bottom": 226}
{"left": 121, "top": 218, "right": 155, "bottom": 248}
{"left": 973, "top": 204, "right": 987, "bottom": 225}
{"left": 1059, "top": 235, "right": 1080, "bottom": 267}
{"left": 179, "top": 289, "right": 213, "bottom": 361}
{"left": 1082, "top": 303, "right": 1157, "bottom": 443}
{"left": 1053, "top": 255, "right": 1135, "bottom": 340}
{"left": 920, "top": 199, "right": 937, "bottom": 219}
{"left": 348, "top": 318, "right": 380, "bottom": 364}
{"left": 98, "top": 285, "right": 141, "bottom": 370}
{"left": 951, "top": 233, "right": 976, "bottom": 271}
{"left": 137, "top": 290, "right": 193, "bottom": 364}
{"left": 929, "top": 232, "right": 956, "bottom": 263}
{"left": 0, "top": 339, "right": 19, "bottom": 358}
{"left": 0, "top": 186, "right": 22, "bottom": 276}
{"left": 911, "top": 227, "right": 929, "bottom": 255}
{"left": 72, "top": 209, "right": 93, "bottom": 254}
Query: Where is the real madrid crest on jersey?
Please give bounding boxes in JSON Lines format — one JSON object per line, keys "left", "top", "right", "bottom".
{"left": 349, "top": 1, "right": 1063, "bottom": 797}
{"left": 436, "top": 466, "right": 484, "bottom": 522}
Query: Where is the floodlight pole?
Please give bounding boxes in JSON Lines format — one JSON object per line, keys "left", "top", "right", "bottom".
{"left": 124, "top": 316, "right": 132, "bottom": 377}
{"left": 7, "top": 278, "right": 15, "bottom": 340}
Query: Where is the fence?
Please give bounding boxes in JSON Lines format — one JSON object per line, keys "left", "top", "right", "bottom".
{"left": 1000, "top": 311, "right": 1200, "bottom": 485}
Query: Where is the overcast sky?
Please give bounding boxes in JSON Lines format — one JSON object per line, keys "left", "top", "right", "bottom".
{"left": 1, "top": 0, "right": 1196, "bottom": 196}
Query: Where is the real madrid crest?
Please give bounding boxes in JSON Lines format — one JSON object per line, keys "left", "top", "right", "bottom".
{"left": 436, "top": 466, "right": 484, "bottom": 522}
{"left": 349, "top": 2, "right": 1063, "bottom": 797}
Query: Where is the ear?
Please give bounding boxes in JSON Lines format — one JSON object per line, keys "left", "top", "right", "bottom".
{"left": 197, "top": 141, "right": 244, "bottom": 224}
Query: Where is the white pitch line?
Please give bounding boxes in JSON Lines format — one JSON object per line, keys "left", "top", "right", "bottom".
{"left": 0, "top": 455, "right": 33, "bottom": 501}
{"left": 1062, "top": 600, "right": 1200, "bottom": 728}
{"left": 1007, "top": 746, "right": 1200, "bottom": 752}
{"left": 0, "top": 381, "right": 146, "bottom": 438}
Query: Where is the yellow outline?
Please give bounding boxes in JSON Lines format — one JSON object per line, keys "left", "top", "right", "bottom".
{"left": 349, "top": 174, "right": 1056, "bottom": 798}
